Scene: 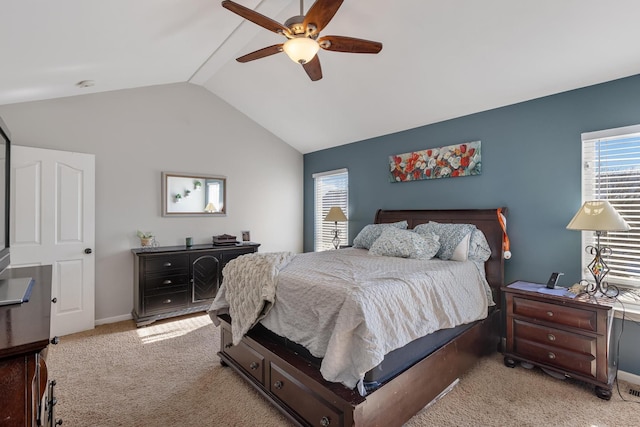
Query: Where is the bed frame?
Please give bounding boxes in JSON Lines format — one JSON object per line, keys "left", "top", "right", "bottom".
{"left": 217, "top": 208, "right": 506, "bottom": 427}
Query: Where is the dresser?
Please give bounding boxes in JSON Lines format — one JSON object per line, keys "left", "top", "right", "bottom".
{"left": 0, "top": 265, "right": 60, "bottom": 426}
{"left": 132, "top": 243, "right": 259, "bottom": 326}
{"left": 502, "top": 283, "right": 615, "bottom": 400}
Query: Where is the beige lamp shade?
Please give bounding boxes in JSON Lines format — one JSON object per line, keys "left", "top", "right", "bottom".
{"left": 324, "top": 207, "right": 347, "bottom": 222}
{"left": 566, "top": 200, "right": 630, "bottom": 231}
{"left": 204, "top": 202, "right": 216, "bottom": 213}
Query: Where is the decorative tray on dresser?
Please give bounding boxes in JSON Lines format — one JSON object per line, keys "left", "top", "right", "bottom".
{"left": 502, "top": 281, "right": 616, "bottom": 400}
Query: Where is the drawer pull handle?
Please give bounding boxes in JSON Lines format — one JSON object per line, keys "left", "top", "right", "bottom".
{"left": 548, "top": 352, "right": 556, "bottom": 360}
{"left": 320, "top": 416, "right": 331, "bottom": 426}
{"left": 163, "top": 299, "right": 172, "bottom": 304}
{"left": 274, "top": 380, "right": 283, "bottom": 390}
{"left": 163, "top": 262, "right": 172, "bottom": 267}
{"left": 546, "top": 311, "right": 554, "bottom": 317}
{"left": 249, "top": 362, "right": 259, "bottom": 370}
{"left": 547, "top": 334, "right": 556, "bottom": 341}
{"left": 162, "top": 279, "right": 172, "bottom": 285}
{"left": 224, "top": 343, "right": 233, "bottom": 349}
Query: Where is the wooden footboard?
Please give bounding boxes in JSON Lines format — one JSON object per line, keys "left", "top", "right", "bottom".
{"left": 218, "top": 310, "right": 500, "bottom": 427}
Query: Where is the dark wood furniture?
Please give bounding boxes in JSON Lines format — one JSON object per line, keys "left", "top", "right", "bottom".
{"left": 0, "top": 265, "right": 60, "bottom": 426}
{"left": 132, "top": 243, "right": 259, "bottom": 327}
{"left": 217, "top": 208, "right": 506, "bottom": 427}
{"left": 503, "top": 283, "right": 615, "bottom": 400}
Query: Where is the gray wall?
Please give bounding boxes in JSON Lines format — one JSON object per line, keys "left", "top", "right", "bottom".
{"left": 0, "top": 82, "right": 303, "bottom": 324}
{"left": 303, "top": 73, "right": 640, "bottom": 375}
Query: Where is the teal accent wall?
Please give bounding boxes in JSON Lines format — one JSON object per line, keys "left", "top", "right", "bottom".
{"left": 303, "top": 73, "right": 640, "bottom": 375}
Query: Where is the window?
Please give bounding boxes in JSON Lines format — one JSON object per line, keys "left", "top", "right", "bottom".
{"left": 313, "top": 168, "right": 348, "bottom": 251}
{"left": 582, "top": 125, "right": 640, "bottom": 288}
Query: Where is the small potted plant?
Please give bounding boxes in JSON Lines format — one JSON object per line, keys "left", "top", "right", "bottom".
{"left": 175, "top": 193, "right": 182, "bottom": 203}
{"left": 194, "top": 181, "right": 202, "bottom": 191}
{"left": 184, "top": 189, "right": 191, "bottom": 198}
{"left": 137, "top": 230, "right": 154, "bottom": 247}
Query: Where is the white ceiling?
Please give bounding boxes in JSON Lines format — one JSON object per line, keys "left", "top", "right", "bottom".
{"left": 2, "top": 0, "right": 640, "bottom": 154}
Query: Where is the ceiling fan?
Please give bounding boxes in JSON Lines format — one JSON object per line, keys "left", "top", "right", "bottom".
{"left": 221, "top": 0, "right": 382, "bottom": 81}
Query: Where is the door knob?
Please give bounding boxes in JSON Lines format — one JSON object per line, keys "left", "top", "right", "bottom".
{"left": 84, "top": 248, "right": 93, "bottom": 254}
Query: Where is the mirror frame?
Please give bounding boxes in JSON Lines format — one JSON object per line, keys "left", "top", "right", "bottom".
{"left": 161, "top": 172, "right": 227, "bottom": 217}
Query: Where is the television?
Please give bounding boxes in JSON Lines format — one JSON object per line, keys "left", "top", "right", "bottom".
{"left": 0, "top": 116, "right": 10, "bottom": 274}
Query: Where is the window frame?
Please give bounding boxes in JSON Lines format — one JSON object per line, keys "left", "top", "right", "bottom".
{"left": 581, "top": 124, "right": 640, "bottom": 289}
{"left": 313, "top": 168, "right": 348, "bottom": 252}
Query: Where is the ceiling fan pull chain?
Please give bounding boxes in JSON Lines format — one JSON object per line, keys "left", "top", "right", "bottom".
{"left": 300, "top": 0, "right": 304, "bottom": 16}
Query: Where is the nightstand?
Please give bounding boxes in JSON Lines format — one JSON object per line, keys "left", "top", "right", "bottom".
{"left": 502, "top": 282, "right": 616, "bottom": 400}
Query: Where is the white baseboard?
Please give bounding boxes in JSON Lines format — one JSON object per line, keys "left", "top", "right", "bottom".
{"left": 619, "top": 370, "right": 640, "bottom": 386}
{"left": 95, "top": 313, "right": 132, "bottom": 326}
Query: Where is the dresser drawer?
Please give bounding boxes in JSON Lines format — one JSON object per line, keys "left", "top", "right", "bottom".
{"left": 143, "top": 273, "right": 189, "bottom": 291}
{"left": 513, "top": 320, "right": 596, "bottom": 355}
{"left": 514, "top": 337, "right": 596, "bottom": 378}
{"left": 144, "top": 290, "right": 189, "bottom": 314}
{"left": 222, "top": 328, "right": 265, "bottom": 385}
{"left": 270, "top": 362, "right": 343, "bottom": 427}
{"left": 144, "top": 254, "right": 189, "bottom": 275}
{"left": 512, "top": 296, "right": 597, "bottom": 332}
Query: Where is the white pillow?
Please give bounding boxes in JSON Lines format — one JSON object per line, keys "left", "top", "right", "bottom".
{"left": 450, "top": 233, "right": 471, "bottom": 261}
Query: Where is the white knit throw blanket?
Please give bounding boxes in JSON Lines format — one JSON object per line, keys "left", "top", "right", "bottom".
{"left": 210, "top": 251, "right": 296, "bottom": 345}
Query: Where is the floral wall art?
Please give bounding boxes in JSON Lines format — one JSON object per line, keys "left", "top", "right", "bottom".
{"left": 389, "top": 141, "right": 482, "bottom": 183}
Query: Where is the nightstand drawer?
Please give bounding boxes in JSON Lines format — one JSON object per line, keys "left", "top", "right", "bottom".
{"left": 512, "top": 296, "right": 597, "bottom": 332}
{"left": 513, "top": 320, "right": 596, "bottom": 356}
{"left": 514, "top": 338, "right": 596, "bottom": 378}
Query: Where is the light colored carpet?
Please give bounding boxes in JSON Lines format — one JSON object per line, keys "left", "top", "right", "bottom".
{"left": 48, "top": 313, "right": 640, "bottom": 426}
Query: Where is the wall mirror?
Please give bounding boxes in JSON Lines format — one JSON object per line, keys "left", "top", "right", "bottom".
{"left": 162, "top": 172, "right": 226, "bottom": 216}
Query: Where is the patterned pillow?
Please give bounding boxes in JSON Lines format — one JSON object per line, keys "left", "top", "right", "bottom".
{"left": 369, "top": 227, "right": 440, "bottom": 259}
{"left": 352, "top": 221, "right": 409, "bottom": 249}
{"left": 414, "top": 222, "right": 475, "bottom": 260}
{"left": 468, "top": 228, "right": 492, "bottom": 262}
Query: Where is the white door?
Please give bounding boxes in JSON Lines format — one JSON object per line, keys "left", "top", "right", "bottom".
{"left": 11, "top": 145, "right": 95, "bottom": 337}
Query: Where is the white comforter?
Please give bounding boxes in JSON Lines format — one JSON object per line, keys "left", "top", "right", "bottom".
{"left": 211, "top": 248, "right": 490, "bottom": 390}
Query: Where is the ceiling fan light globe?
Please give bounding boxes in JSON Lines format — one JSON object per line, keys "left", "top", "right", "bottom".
{"left": 283, "top": 37, "right": 319, "bottom": 64}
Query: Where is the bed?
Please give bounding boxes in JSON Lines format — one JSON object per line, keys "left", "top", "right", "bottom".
{"left": 212, "top": 208, "right": 506, "bottom": 427}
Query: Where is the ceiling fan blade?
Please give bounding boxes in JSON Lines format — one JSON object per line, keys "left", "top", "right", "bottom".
{"left": 318, "top": 35, "right": 382, "bottom": 54}
{"left": 303, "top": 0, "right": 344, "bottom": 34}
{"left": 222, "top": 1, "right": 291, "bottom": 36}
{"left": 236, "top": 44, "right": 284, "bottom": 63}
{"left": 302, "top": 55, "right": 322, "bottom": 81}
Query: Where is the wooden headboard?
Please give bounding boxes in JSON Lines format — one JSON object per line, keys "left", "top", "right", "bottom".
{"left": 374, "top": 208, "right": 507, "bottom": 307}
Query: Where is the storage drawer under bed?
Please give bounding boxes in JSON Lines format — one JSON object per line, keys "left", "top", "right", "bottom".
{"left": 221, "top": 327, "right": 265, "bottom": 386}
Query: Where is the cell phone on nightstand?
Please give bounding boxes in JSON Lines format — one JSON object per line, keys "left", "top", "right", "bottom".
{"left": 546, "top": 272, "right": 564, "bottom": 289}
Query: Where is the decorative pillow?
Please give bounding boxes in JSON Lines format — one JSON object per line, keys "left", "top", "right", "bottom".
{"left": 352, "top": 221, "right": 409, "bottom": 249}
{"left": 369, "top": 227, "right": 440, "bottom": 259}
{"left": 468, "top": 228, "right": 492, "bottom": 262}
{"left": 414, "top": 222, "right": 475, "bottom": 260}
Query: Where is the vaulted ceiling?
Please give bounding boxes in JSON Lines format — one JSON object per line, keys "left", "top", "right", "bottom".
{"left": 2, "top": 0, "right": 640, "bottom": 153}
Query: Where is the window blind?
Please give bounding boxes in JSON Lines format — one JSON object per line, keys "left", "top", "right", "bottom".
{"left": 313, "top": 169, "right": 348, "bottom": 252}
{"left": 582, "top": 129, "right": 640, "bottom": 288}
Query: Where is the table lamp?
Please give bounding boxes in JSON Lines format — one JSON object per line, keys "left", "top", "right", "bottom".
{"left": 566, "top": 200, "right": 630, "bottom": 297}
{"left": 324, "top": 207, "right": 348, "bottom": 249}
